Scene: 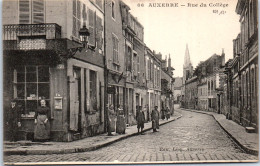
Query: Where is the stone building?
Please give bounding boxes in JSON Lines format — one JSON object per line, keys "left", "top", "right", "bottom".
{"left": 3, "top": 0, "right": 105, "bottom": 141}
{"left": 224, "top": 0, "right": 258, "bottom": 130}
{"left": 145, "top": 48, "right": 161, "bottom": 118}
{"left": 119, "top": 1, "right": 147, "bottom": 125}
{"left": 158, "top": 54, "right": 175, "bottom": 114}
{"left": 173, "top": 77, "right": 183, "bottom": 104}
{"left": 104, "top": 0, "right": 126, "bottom": 125}
{"left": 184, "top": 76, "right": 198, "bottom": 109}
{"left": 193, "top": 52, "right": 226, "bottom": 113}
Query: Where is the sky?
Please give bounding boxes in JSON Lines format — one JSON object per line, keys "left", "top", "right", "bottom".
{"left": 124, "top": 0, "right": 241, "bottom": 77}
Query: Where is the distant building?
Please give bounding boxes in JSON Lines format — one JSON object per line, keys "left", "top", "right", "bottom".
{"left": 173, "top": 77, "right": 183, "bottom": 104}
{"left": 193, "top": 51, "right": 226, "bottom": 113}
{"left": 184, "top": 76, "right": 198, "bottom": 109}
{"left": 181, "top": 44, "right": 193, "bottom": 107}
{"left": 145, "top": 48, "right": 161, "bottom": 117}
{"left": 159, "top": 54, "right": 175, "bottom": 113}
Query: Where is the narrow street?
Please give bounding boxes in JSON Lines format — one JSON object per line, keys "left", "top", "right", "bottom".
{"left": 4, "top": 109, "right": 257, "bottom": 163}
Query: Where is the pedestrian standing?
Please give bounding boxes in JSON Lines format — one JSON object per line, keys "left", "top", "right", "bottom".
{"left": 136, "top": 106, "right": 145, "bottom": 135}
{"left": 107, "top": 104, "right": 115, "bottom": 136}
{"left": 166, "top": 107, "right": 170, "bottom": 120}
{"left": 146, "top": 104, "right": 150, "bottom": 122}
{"left": 161, "top": 106, "right": 165, "bottom": 120}
{"left": 151, "top": 106, "right": 159, "bottom": 132}
{"left": 116, "top": 105, "right": 126, "bottom": 134}
{"left": 34, "top": 99, "right": 50, "bottom": 141}
{"left": 6, "top": 99, "right": 21, "bottom": 141}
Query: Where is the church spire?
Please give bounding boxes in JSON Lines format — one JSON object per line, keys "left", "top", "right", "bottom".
{"left": 184, "top": 44, "right": 191, "bottom": 68}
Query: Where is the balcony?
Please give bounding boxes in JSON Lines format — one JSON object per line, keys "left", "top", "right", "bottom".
{"left": 3, "top": 24, "right": 62, "bottom": 50}
{"left": 3, "top": 23, "right": 61, "bottom": 41}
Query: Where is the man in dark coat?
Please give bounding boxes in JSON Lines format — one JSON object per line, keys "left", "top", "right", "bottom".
{"left": 6, "top": 99, "right": 21, "bottom": 141}
{"left": 151, "top": 106, "right": 159, "bottom": 132}
{"left": 136, "top": 106, "right": 145, "bottom": 134}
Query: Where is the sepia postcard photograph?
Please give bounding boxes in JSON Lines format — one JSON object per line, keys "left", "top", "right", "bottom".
{"left": 2, "top": 0, "right": 259, "bottom": 165}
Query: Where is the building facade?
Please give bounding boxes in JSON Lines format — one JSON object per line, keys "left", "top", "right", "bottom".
{"left": 145, "top": 48, "right": 161, "bottom": 118}
{"left": 184, "top": 76, "right": 198, "bottom": 109}
{"left": 104, "top": 0, "right": 126, "bottom": 128}
{"left": 224, "top": 0, "right": 258, "bottom": 130}
{"left": 159, "top": 54, "right": 175, "bottom": 114}
{"left": 3, "top": 0, "right": 105, "bottom": 141}
{"left": 173, "top": 77, "right": 183, "bottom": 104}
{"left": 193, "top": 52, "right": 226, "bottom": 113}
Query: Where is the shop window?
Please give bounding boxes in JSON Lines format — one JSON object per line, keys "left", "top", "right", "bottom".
{"left": 13, "top": 65, "right": 50, "bottom": 116}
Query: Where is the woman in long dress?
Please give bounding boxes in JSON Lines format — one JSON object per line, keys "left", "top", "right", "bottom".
{"left": 34, "top": 99, "right": 50, "bottom": 141}
{"left": 151, "top": 106, "right": 159, "bottom": 132}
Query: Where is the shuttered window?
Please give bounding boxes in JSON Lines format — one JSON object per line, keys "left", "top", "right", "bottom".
{"left": 96, "top": 16, "right": 103, "bottom": 50}
{"left": 32, "top": 0, "right": 44, "bottom": 23}
{"left": 19, "top": 0, "right": 45, "bottom": 24}
{"left": 19, "top": 0, "right": 30, "bottom": 24}
{"left": 82, "top": 4, "right": 87, "bottom": 26}
{"left": 88, "top": 8, "right": 96, "bottom": 46}
{"left": 72, "top": 0, "right": 81, "bottom": 38}
{"left": 112, "top": 34, "right": 119, "bottom": 64}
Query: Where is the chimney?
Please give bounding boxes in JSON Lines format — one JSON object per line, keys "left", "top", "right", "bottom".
{"left": 221, "top": 48, "right": 225, "bottom": 66}
{"left": 168, "top": 54, "right": 171, "bottom": 74}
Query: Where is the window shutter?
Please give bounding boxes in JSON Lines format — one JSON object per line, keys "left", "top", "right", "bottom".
{"left": 82, "top": 4, "right": 87, "bottom": 26}
{"left": 96, "top": 16, "right": 103, "bottom": 50}
{"left": 88, "top": 9, "right": 95, "bottom": 46}
{"left": 19, "top": 0, "right": 30, "bottom": 24}
{"left": 77, "top": 0, "right": 81, "bottom": 20}
{"left": 32, "top": 0, "right": 44, "bottom": 24}
{"left": 73, "top": 0, "right": 76, "bottom": 17}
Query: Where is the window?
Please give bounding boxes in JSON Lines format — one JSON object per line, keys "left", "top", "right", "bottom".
{"left": 72, "top": 0, "right": 81, "bottom": 38}
{"left": 13, "top": 66, "right": 50, "bottom": 116}
{"left": 112, "top": 34, "right": 119, "bottom": 70}
{"left": 151, "top": 60, "right": 153, "bottom": 81}
{"left": 89, "top": 70, "right": 97, "bottom": 111}
{"left": 96, "top": 16, "right": 103, "bottom": 50}
{"left": 82, "top": 4, "right": 87, "bottom": 26}
{"left": 19, "top": 0, "right": 45, "bottom": 24}
{"left": 111, "top": 1, "right": 115, "bottom": 19}
{"left": 154, "top": 65, "right": 157, "bottom": 87}
{"left": 157, "top": 68, "right": 160, "bottom": 88}
{"left": 88, "top": 8, "right": 96, "bottom": 46}
{"left": 126, "top": 46, "right": 132, "bottom": 71}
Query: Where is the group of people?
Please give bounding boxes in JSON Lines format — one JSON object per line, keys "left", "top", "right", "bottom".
{"left": 161, "top": 107, "right": 171, "bottom": 120}
{"left": 136, "top": 105, "right": 160, "bottom": 134}
{"left": 6, "top": 99, "right": 50, "bottom": 142}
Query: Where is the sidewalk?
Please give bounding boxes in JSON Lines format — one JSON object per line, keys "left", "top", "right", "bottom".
{"left": 4, "top": 111, "right": 182, "bottom": 155}
{"left": 180, "top": 108, "right": 259, "bottom": 155}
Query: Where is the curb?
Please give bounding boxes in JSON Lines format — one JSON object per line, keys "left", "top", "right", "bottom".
{"left": 4, "top": 114, "right": 182, "bottom": 156}
{"left": 181, "top": 108, "right": 258, "bottom": 156}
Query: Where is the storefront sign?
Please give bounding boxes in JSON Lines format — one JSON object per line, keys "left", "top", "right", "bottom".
{"left": 107, "top": 86, "right": 115, "bottom": 94}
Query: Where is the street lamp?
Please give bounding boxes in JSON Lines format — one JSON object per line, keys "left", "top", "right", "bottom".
{"left": 79, "top": 24, "right": 90, "bottom": 48}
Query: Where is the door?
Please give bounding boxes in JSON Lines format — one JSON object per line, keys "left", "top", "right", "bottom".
{"left": 69, "top": 68, "right": 81, "bottom": 132}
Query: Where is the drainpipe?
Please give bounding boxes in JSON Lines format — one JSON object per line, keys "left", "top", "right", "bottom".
{"left": 103, "top": 2, "right": 109, "bottom": 134}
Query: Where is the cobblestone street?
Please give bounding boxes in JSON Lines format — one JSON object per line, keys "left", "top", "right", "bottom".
{"left": 4, "top": 110, "right": 258, "bottom": 164}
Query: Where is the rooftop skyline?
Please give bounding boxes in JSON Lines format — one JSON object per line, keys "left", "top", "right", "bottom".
{"left": 124, "top": 0, "right": 240, "bottom": 77}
